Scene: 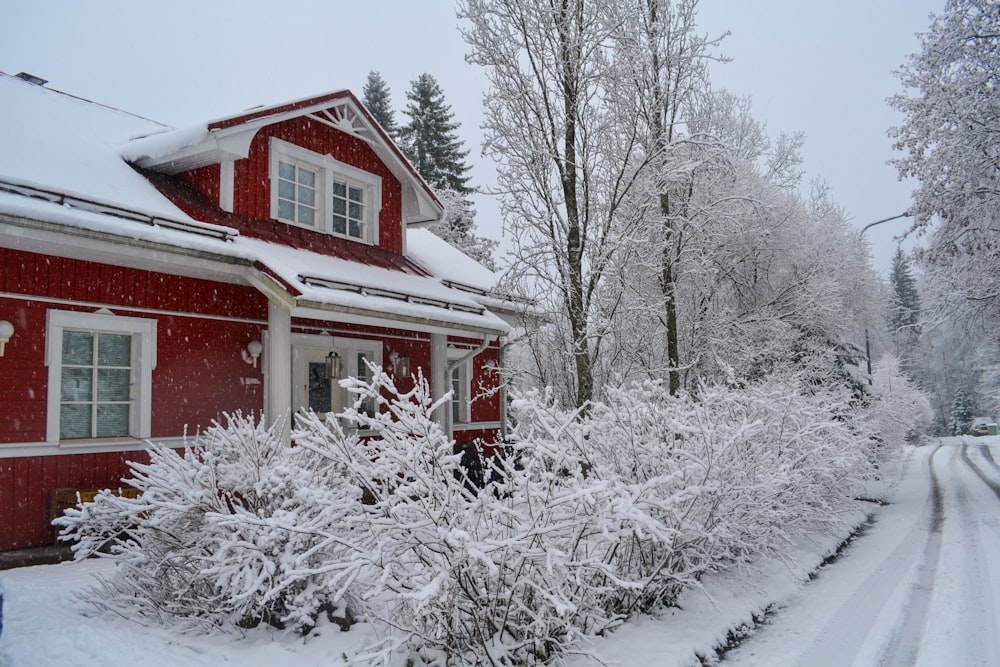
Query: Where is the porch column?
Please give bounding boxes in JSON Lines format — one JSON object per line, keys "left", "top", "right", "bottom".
{"left": 429, "top": 332, "right": 449, "bottom": 436}
{"left": 267, "top": 299, "right": 292, "bottom": 443}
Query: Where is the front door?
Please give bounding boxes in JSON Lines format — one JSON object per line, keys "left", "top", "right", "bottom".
{"left": 292, "top": 344, "right": 343, "bottom": 422}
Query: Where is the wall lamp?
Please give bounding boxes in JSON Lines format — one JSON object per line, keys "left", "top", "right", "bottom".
{"left": 0, "top": 320, "right": 12, "bottom": 357}
{"left": 389, "top": 351, "right": 410, "bottom": 377}
{"left": 242, "top": 340, "right": 263, "bottom": 367}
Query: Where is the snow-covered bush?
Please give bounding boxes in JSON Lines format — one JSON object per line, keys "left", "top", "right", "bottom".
{"left": 57, "top": 367, "right": 886, "bottom": 664}
{"left": 866, "top": 355, "right": 933, "bottom": 448}
{"left": 55, "top": 413, "right": 363, "bottom": 633}
{"left": 294, "top": 371, "right": 635, "bottom": 664}
{"left": 516, "top": 376, "right": 874, "bottom": 618}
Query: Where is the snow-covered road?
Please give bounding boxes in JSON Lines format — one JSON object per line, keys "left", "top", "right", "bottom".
{"left": 723, "top": 437, "right": 1000, "bottom": 667}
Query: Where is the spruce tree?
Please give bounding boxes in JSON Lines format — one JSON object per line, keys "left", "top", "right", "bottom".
{"left": 888, "top": 247, "right": 921, "bottom": 335}
{"left": 399, "top": 73, "right": 472, "bottom": 194}
{"left": 949, "top": 386, "right": 976, "bottom": 435}
{"left": 361, "top": 71, "right": 399, "bottom": 141}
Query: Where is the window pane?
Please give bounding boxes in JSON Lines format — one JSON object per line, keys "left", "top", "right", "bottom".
{"left": 348, "top": 186, "right": 364, "bottom": 202}
{"left": 300, "top": 186, "right": 316, "bottom": 207}
{"left": 98, "top": 368, "right": 130, "bottom": 401}
{"left": 60, "top": 404, "right": 92, "bottom": 439}
{"left": 98, "top": 333, "right": 131, "bottom": 366}
{"left": 62, "top": 330, "right": 93, "bottom": 365}
{"left": 278, "top": 199, "right": 295, "bottom": 220}
{"left": 96, "top": 404, "right": 129, "bottom": 437}
{"left": 332, "top": 215, "right": 346, "bottom": 235}
{"left": 332, "top": 198, "right": 346, "bottom": 215}
{"left": 298, "top": 208, "right": 315, "bottom": 226}
{"left": 452, "top": 368, "right": 461, "bottom": 423}
{"left": 278, "top": 161, "right": 295, "bottom": 180}
{"left": 61, "top": 367, "right": 93, "bottom": 402}
{"left": 278, "top": 179, "right": 295, "bottom": 200}
{"left": 348, "top": 202, "right": 363, "bottom": 220}
{"left": 349, "top": 220, "right": 361, "bottom": 238}
{"left": 333, "top": 180, "right": 346, "bottom": 197}
{"left": 298, "top": 168, "right": 316, "bottom": 187}
{"left": 308, "top": 361, "right": 332, "bottom": 413}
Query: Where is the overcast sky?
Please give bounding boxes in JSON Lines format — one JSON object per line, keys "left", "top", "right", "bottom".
{"left": 0, "top": 0, "right": 942, "bottom": 274}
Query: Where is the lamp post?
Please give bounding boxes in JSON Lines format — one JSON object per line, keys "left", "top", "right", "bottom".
{"left": 859, "top": 211, "right": 911, "bottom": 383}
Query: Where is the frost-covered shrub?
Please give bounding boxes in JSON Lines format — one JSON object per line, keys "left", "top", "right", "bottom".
{"left": 56, "top": 367, "right": 887, "bottom": 663}
{"left": 294, "top": 371, "right": 633, "bottom": 664}
{"left": 54, "top": 413, "right": 363, "bottom": 633}
{"left": 512, "top": 376, "right": 873, "bottom": 618}
{"left": 866, "top": 355, "right": 933, "bottom": 448}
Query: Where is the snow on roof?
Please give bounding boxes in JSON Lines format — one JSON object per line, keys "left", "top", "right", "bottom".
{"left": 122, "top": 89, "right": 443, "bottom": 225}
{"left": 0, "top": 72, "right": 192, "bottom": 222}
{"left": 0, "top": 72, "right": 506, "bottom": 335}
{"left": 406, "top": 228, "right": 501, "bottom": 294}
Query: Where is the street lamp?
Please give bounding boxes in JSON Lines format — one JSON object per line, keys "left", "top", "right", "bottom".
{"left": 859, "top": 211, "right": 911, "bottom": 384}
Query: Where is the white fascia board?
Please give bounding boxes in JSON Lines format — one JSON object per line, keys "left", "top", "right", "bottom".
{"left": 292, "top": 303, "right": 508, "bottom": 338}
{"left": 131, "top": 124, "right": 259, "bottom": 174}
{"left": 0, "top": 213, "right": 252, "bottom": 284}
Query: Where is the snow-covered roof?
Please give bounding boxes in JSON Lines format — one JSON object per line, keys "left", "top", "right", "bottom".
{"left": 0, "top": 72, "right": 508, "bottom": 336}
{"left": 0, "top": 72, "right": 192, "bottom": 222}
{"left": 122, "top": 89, "right": 442, "bottom": 226}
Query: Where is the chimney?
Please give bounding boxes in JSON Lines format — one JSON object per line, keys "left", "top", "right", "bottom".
{"left": 14, "top": 72, "right": 48, "bottom": 86}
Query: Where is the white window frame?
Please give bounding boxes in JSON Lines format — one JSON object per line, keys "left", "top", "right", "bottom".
{"left": 448, "top": 352, "right": 472, "bottom": 425}
{"left": 269, "top": 138, "right": 382, "bottom": 244}
{"left": 46, "top": 310, "right": 157, "bottom": 444}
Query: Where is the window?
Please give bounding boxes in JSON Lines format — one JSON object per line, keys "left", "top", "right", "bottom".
{"left": 270, "top": 138, "right": 381, "bottom": 243}
{"left": 46, "top": 310, "right": 156, "bottom": 443}
{"left": 449, "top": 359, "right": 471, "bottom": 425}
{"left": 276, "top": 159, "right": 318, "bottom": 227}
{"left": 332, "top": 178, "right": 367, "bottom": 239}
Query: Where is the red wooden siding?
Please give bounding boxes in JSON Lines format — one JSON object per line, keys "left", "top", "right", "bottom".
{"left": 0, "top": 249, "right": 268, "bottom": 443}
{"left": 0, "top": 450, "right": 152, "bottom": 550}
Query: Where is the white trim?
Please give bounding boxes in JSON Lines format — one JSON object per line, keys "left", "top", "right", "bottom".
{"left": 447, "top": 349, "right": 472, "bottom": 425}
{"left": 45, "top": 309, "right": 157, "bottom": 444}
{"left": 0, "top": 435, "right": 192, "bottom": 459}
{"left": 219, "top": 159, "right": 235, "bottom": 212}
{"left": 268, "top": 138, "right": 382, "bottom": 244}
{"left": 0, "top": 290, "right": 265, "bottom": 326}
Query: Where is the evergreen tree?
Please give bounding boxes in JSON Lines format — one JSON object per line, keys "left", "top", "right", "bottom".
{"left": 949, "top": 385, "right": 976, "bottom": 435}
{"left": 399, "top": 73, "right": 472, "bottom": 194}
{"left": 361, "top": 71, "right": 399, "bottom": 141}
{"left": 888, "top": 247, "right": 921, "bottom": 336}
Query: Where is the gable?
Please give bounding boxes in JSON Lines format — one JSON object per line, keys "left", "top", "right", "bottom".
{"left": 125, "top": 91, "right": 442, "bottom": 228}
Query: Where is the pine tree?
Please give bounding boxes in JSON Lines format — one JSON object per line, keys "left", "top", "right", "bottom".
{"left": 399, "top": 73, "right": 472, "bottom": 194}
{"left": 888, "top": 247, "right": 921, "bottom": 336}
{"left": 361, "top": 71, "right": 399, "bottom": 141}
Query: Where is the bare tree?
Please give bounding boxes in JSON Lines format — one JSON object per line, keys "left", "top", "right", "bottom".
{"left": 460, "top": 0, "right": 652, "bottom": 407}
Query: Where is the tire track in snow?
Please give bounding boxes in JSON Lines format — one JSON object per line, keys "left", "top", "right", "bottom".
{"left": 978, "top": 442, "right": 1000, "bottom": 476}
{"left": 921, "top": 444, "right": 1000, "bottom": 666}
{"left": 878, "top": 445, "right": 944, "bottom": 667}
{"left": 962, "top": 443, "right": 1000, "bottom": 500}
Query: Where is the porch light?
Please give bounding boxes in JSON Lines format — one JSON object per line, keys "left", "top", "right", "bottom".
{"left": 326, "top": 350, "right": 343, "bottom": 379}
{"left": 390, "top": 351, "right": 410, "bottom": 377}
{"left": 242, "top": 340, "right": 263, "bottom": 367}
{"left": 0, "top": 320, "right": 12, "bottom": 357}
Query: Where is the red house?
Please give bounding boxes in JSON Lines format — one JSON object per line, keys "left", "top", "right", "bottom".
{"left": 0, "top": 72, "right": 513, "bottom": 551}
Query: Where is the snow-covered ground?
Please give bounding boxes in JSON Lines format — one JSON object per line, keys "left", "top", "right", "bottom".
{"left": 1, "top": 437, "right": 996, "bottom": 667}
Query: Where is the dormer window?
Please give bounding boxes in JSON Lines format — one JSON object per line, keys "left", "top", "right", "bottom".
{"left": 277, "top": 159, "right": 319, "bottom": 227}
{"left": 270, "top": 138, "right": 381, "bottom": 243}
